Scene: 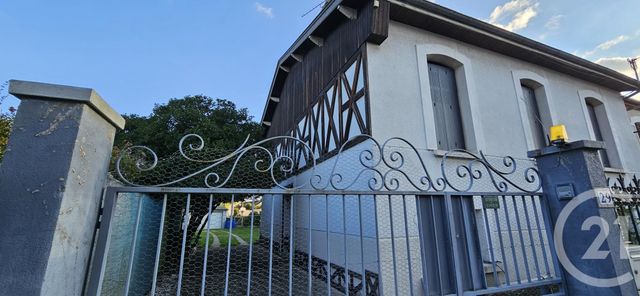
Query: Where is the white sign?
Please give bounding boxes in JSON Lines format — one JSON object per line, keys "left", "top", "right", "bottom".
{"left": 594, "top": 188, "right": 614, "bottom": 208}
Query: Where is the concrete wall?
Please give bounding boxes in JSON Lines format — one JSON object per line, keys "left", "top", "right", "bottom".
{"left": 366, "top": 21, "right": 640, "bottom": 172}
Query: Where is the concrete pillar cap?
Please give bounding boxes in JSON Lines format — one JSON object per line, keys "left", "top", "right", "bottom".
{"left": 527, "top": 140, "right": 605, "bottom": 158}
{"left": 8, "top": 80, "right": 125, "bottom": 129}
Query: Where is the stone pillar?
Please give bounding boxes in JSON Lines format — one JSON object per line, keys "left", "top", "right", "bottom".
{"left": 529, "top": 140, "right": 637, "bottom": 295}
{"left": 0, "top": 80, "right": 125, "bottom": 296}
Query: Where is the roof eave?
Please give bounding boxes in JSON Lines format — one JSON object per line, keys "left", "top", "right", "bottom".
{"left": 260, "top": 0, "right": 344, "bottom": 131}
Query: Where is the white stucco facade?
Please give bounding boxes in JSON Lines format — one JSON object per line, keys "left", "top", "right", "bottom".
{"left": 261, "top": 17, "right": 640, "bottom": 296}
{"left": 366, "top": 21, "right": 640, "bottom": 172}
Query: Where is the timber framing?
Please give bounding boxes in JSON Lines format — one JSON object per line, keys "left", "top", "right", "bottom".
{"left": 261, "top": 0, "right": 389, "bottom": 135}
{"left": 261, "top": 0, "right": 640, "bottom": 134}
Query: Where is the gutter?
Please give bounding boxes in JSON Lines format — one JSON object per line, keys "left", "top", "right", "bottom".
{"left": 624, "top": 90, "right": 639, "bottom": 100}
{"left": 391, "top": 0, "right": 639, "bottom": 91}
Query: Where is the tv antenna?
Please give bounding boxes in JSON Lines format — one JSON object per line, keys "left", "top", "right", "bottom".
{"left": 302, "top": 1, "right": 326, "bottom": 18}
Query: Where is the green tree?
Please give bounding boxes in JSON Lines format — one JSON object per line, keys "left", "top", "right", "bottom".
{"left": 0, "top": 81, "right": 16, "bottom": 163}
{"left": 112, "top": 95, "right": 267, "bottom": 266}
{"left": 114, "top": 95, "right": 263, "bottom": 157}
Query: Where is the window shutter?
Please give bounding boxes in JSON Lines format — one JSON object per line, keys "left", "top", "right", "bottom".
{"left": 429, "top": 62, "right": 465, "bottom": 150}
{"left": 521, "top": 85, "right": 546, "bottom": 148}
{"left": 586, "top": 102, "right": 610, "bottom": 167}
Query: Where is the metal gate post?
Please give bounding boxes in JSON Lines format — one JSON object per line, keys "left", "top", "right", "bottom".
{"left": 86, "top": 187, "right": 120, "bottom": 296}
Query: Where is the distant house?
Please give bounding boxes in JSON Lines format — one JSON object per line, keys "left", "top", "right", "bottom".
{"left": 206, "top": 205, "right": 228, "bottom": 230}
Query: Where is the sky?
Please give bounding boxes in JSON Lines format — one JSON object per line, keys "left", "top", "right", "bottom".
{"left": 1, "top": 0, "right": 639, "bottom": 120}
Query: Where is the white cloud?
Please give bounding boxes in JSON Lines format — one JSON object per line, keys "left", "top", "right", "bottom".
{"left": 595, "top": 56, "right": 639, "bottom": 78}
{"left": 488, "top": 0, "right": 530, "bottom": 23}
{"left": 255, "top": 2, "right": 274, "bottom": 18}
{"left": 596, "top": 35, "right": 630, "bottom": 51}
{"left": 596, "top": 56, "right": 640, "bottom": 101}
{"left": 580, "top": 35, "right": 632, "bottom": 58}
{"left": 544, "top": 15, "right": 563, "bottom": 30}
{"left": 488, "top": 0, "right": 539, "bottom": 32}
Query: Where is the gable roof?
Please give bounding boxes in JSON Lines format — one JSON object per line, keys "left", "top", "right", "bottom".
{"left": 261, "top": 0, "right": 640, "bottom": 127}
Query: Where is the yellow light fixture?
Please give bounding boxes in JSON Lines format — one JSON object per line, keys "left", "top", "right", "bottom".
{"left": 550, "top": 124, "right": 568, "bottom": 146}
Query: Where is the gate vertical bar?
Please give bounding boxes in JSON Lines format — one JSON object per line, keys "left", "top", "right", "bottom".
{"left": 373, "top": 195, "right": 384, "bottom": 296}
{"left": 539, "top": 194, "right": 562, "bottom": 281}
{"left": 342, "top": 194, "right": 349, "bottom": 295}
{"left": 200, "top": 194, "right": 214, "bottom": 296}
{"left": 176, "top": 194, "right": 191, "bottom": 296}
{"left": 123, "top": 196, "right": 144, "bottom": 296}
{"left": 415, "top": 196, "right": 430, "bottom": 295}
{"left": 308, "top": 195, "right": 313, "bottom": 296}
{"left": 401, "top": 195, "right": 414, "bottom": 296}
{"left": 246, "top": 195, "right": 257, "bottom": 296}
{"left": 150, "top": 194, "right": 168, "bottom": 296}
{"left": 459, "top": 196, "right": 479, "bottom": 289}
{"left": 520, "top": 195, "right": 541, "bottom": 280}
{"left": 357, "top": 194, "right": 366, "bottom": 296}
{"left": 326, "top": 194, "right": 332, "bottom": 296}
{"left": 267, "top": 194, "right": 276, "bottom": 296}
{"left": 429, "top": 196, "right": 444, "bottom": 292}
{"left": 387, "top": 195, "right": 399, "bottom": 296}
{"left": 444, "top": 193, "right": 463, "bottom": 294}
{"left": 289, "top": 195, "right": 295, "bottom": 296}
{"left": 502, "top": 195, "right": 522, "bottom": 284}
{"left": 511, "top": 195, "right": 532, "bottom": 283}
{"left": 482, "top": 202, "right": 499, "bottom": 286}
{"left": 225, "top": 194, "right": 236, "bottom": 296}
{"left": 531, "top": 195, "right": 551, "bottom": 277}
{"left": 493, "top": 204, "right": 509, "bottom": 286}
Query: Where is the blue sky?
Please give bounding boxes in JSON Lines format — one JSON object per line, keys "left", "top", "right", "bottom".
{"left": 1, "top": 0, "right": 638, "bottom": 119}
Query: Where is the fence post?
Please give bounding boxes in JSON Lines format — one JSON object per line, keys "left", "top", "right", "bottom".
{"left": 529, "top": 140, "right": 637, "bottom": 295}
{"left": 0, "top": 80, "right": 125, "bottom": 295}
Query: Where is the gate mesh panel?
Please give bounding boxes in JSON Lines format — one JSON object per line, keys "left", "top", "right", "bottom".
{"left": 94, "top": 137, "right": 562, "bottom": 296}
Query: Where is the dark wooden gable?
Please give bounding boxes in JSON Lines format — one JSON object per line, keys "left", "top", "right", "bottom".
{"left": 266, "top": 0, "right": 389, "bottom": 138}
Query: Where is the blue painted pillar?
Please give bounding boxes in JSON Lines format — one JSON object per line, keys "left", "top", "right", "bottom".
{"left": 529, "top": 140, "right": 637, "bottom": 295}
{"left": 0, "top": 80, "right": 125, "bottom": 295}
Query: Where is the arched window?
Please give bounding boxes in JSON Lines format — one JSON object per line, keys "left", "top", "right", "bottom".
{"left": 512, "top": 71, "right": 556, "bottom": 152}
{"left": 585, "top": 98, "right": 611, "bottom": 167}
{"left": 520, "top": 81, "right": 547, "bottom": 149}
{"left": 428, "top": 62, "right": 465, "bottom": 150}
{"left": 417, "top": 44, "right": 484, "bottom": 152}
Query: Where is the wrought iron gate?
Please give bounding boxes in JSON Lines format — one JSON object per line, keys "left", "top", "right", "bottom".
{"left": 86, "top": 135, "right": 564, "bottom": 295}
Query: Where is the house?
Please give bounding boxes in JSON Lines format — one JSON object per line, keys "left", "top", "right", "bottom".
{"left": 258, "top": 0, "right": 640, "bottom": 295}
{"left": 205, "top": 204, "right": 228, "bottom": 230}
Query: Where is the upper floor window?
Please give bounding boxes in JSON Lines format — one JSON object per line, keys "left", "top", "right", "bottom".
{"left": 520, "top": 83, "right": 547, "bottom": 149}
{"left": 585, "top": 98, "right": 611, "bottom": 167}
{"left": 428, "top": 62, "right": 465, "bottom": 150}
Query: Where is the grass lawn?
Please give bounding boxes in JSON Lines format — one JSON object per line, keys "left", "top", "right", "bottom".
{"left": 198, "top": 226, "right": 261, "bottom": 248}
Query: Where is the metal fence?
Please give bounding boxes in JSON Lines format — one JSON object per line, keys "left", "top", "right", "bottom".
{"left": 86, "top": 189, "right": 562, "bottom": 296}
{"left": 86, "top": 134, "right": 564, "bottom": 295}
{"left": 613, "top": 194, "right": 640, "bottom": 247}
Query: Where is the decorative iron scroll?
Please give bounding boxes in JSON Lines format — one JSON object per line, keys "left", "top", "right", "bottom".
{"left": 609, "top": 174, "right": 640, "bottom": 195}
{"left": 116, "top": 134, "right": 542, "bottom": 193}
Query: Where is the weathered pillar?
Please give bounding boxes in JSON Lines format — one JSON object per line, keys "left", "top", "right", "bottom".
{"left": 0, "top": 80, "right": 125, "bottom": 295}
{"left": 529, "top": 140, "right": 637, "bottom": 295}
